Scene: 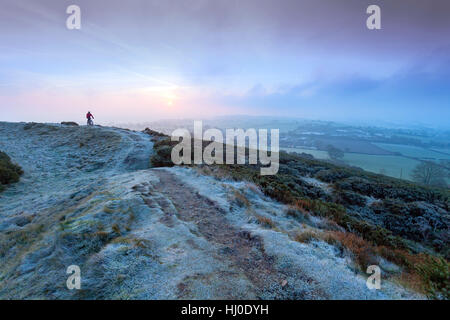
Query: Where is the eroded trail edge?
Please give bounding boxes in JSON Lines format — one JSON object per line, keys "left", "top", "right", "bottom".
{"left": 146, "top": 170, "right": 306, "bottom": 299}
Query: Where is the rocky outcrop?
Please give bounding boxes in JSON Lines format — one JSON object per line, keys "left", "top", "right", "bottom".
{"left": 61, "top": 122, "right": 79, "bottom": 126}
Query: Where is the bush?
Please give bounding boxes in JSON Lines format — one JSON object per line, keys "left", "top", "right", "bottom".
{"left": 255, "top": 215, "right": 276, "bottom": 229}
{"left": 314, "top": 169, "right": 350, "bottom": 183}
{"left": 0, "top": 151, "right": 23, "bottom": 192}
{"left": 150, "top": 145, "right": 175, "bottom": 167}
{"left": 330, "top": 231, "right": 378, "bottom": 270}
{"left": 376, "top": 246, "right": 449, "bottom": 299}
{"left": 149, "top": 137, "right": 180, "bottom": 167}
{"left": 336, "top": 190, "right": 367, "bottom": 206}
{"left": 415, "top": 256, "right": 450, "bottom": 299}
{"left": 143, "top": 128, "right": 167, "bottom": 138}
{"left": 61, "top": 121, "right": 79, "bottom": 126}
{"left": 294, "top": 230, "right": 319, "bottom": 243}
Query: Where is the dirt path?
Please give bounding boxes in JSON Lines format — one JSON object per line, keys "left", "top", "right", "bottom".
{"left": 143, "top": 169, "right": 302, "bottom": 298}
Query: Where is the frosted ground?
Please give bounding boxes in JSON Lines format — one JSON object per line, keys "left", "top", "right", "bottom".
{"left": 0, "top": 122, "right": 423, "bottom": 299}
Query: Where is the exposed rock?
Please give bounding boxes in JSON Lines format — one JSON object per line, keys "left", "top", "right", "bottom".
{"left": 61, "top": 122, "right": 79, "bottom": 126}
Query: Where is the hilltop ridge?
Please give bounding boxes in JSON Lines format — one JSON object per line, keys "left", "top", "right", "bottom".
{"left": 0, "top": 122, "right": 439, "bottom": 299}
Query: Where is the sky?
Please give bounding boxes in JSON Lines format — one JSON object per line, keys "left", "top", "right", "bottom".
{"left": 0, "top": 0, "right": 449, "bottom": 127}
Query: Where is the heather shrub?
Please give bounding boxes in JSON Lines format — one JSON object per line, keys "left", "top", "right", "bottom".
{"left": 0, "top": 151, "right": 23, "bottom": 192}
{"left": 415, "top": 256, "right": 450, "bottom": 299}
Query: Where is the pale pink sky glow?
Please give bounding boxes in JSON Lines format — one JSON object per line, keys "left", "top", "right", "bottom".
{"left": 1, "top": 0, "right": 450, "bottom": 126}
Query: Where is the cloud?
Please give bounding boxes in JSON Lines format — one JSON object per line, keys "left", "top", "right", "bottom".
{"left": 218, "top": 50, "right": 450, "bottom": 125}
{"left": 1, "top": 0, "right": 449, "bottom": 125}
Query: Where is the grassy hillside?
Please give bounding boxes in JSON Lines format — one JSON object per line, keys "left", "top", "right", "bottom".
{"left": 0, "top": 151, "right": 23, "bottom": 192}
{"left": 147, "top": 131, "right": 449, "bottom": 299}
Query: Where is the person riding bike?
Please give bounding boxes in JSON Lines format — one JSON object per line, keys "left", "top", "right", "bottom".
{"left": 86, "top": 111, "right": 94, "bottom": 126}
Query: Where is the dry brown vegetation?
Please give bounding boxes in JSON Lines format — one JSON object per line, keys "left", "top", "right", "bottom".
{"left": 291, "top": 227, "right": 449, "bottom": 298}
{"left": 231, "top": 189, "right": 251, "bottom": 208}
{"left": 255, "top": 215, "right": 276, "bottom": 229}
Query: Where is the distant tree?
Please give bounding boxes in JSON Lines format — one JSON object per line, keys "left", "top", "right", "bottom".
{"left": 326, "top": 145, "right": 344, "bottom": 160}
{"left": 411, "top": 161, "right": 448, "bottom": 188}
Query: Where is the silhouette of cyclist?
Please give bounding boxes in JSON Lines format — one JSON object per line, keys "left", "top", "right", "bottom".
{"left": 86, "top": 111, "right": 94, "bottom": 126}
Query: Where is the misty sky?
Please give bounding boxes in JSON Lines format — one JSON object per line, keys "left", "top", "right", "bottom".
{"left": 1, "top": 0, "right": 449, "bottom": 126}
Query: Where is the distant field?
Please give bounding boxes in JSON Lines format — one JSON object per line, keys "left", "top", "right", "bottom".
{"left": 375, "top": 143, "right": 450, "bottom": 160}
{"left": 282, "top": 147, "right": 420, "bottom": 180}
{"left": 343, "top": 153, "right": 420, "bottom": 180}
{"left": 393, "top": 133, "right": 435, "bottom": 144}
{"left": 282, "top": 147, "right": 330, "bottom": 160}
{"left": 314, "top": 137, "right": 392, "bottom": 155}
